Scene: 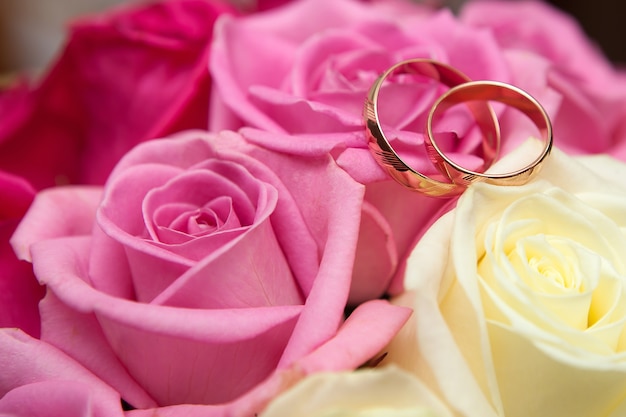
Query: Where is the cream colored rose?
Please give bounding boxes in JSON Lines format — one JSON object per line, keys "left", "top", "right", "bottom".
{"left": 386, "top": 140, "right": 626, "bottom": 417}
{"left": 259, "top": 366, "right": 454, "bottom": 417}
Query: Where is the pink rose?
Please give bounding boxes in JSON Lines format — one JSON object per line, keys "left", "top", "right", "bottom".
{"left": 0, "top": 172, "right": 43, "bottom": 337}
{"left": 460, "top": 0, "right": 626, "bottom": 156}
{"left": 209, "top": 0, "right": 626, "bottom": 299}
{"left": 0, "top": 0, "right": 234, "bottom": 340}
{"left": 208, "top": 0, "right": 506, "bottom": 299}
{"left": 0, "top": 0, "right": 235, "bottom": 190}
{"left": 0, "top": 0, "right": 234, "bottom": 337}
{"left": 9, "top": 130, "right": 409, "bottom": 415}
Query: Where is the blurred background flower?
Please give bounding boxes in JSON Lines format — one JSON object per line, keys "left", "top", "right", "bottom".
{"left": 0, "top": 0, "right": 127, "bottom": 76}
{"left": 0, "top": 0, "right": 624, "bottom": 77}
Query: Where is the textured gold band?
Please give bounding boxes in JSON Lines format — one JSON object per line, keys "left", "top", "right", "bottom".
{"left": 364, "top": 58, "right": 501, "bottom": 197}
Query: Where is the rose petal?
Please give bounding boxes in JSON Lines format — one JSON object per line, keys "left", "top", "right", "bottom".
{"left": 31, "top": 235, "right": 304, "bottom": 405}
{"left": 0, "top": 219, "right": 43, "bottom": 337}
{"left": 461, "top": 0, "right": 614, "bottom": 84}
{"left": 97, "top": 164, "right": 195, "bottom": 300}
{"left": 0, "top": 171, "right": 35, "bottom": 219}
{"left": 259, "top": 365, "right": 453, "bottom": 417}
{"left": 348, "top": 200, "right": 398, "bottom": 304}
{"left": 141, "top": 162, "right": 268, "bottom": 255}
{"left": 387, "top": 211, "right": 502, "bottom": 417}
{"left": 289, "top": 28, "right": 379, "bottom": 97}
{"left": 40, "top": 291, "right": 157, "bottom": 409}
{"left": 241, "top": 127, "right": 366, "bottom": 158}
{"left": 489, "top": 322, "right": 626, "bottom": 417}
{"left": 152, "top": 218, "right": 302, "bottom": 309}
{"left": 228, "top": 146, "right": 365, "bottom": 367}
{"left": 297, "top": 299, "right": 412, "bottom": 373}
{"left": 11, "top": 185, "right": 102, "bottom": 262}
{"left": 0, "top": 381, "right": 124, "bottom": 417}
{"left": 0, "top": 328, "right": 120, "bottom": 405}
{"left": 230, "top": 299, "right": 413, "bottom": 417}
{"left": 248, "top": 85, "right": 363, "bottom": 133}
{"left": 209, "top": 15, "right": 297, "bottom": 132}
{"left": 0, "top": 172, "right": 42, "bottom": 336}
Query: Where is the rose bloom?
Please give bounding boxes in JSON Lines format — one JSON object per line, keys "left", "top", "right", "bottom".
{"left": 385, "top": 140, "right": 626, "bottom": 417}
{"left": 209, "top": 0, "right": 626, "bottom": 301}
{"left": 260, "top": 365, "right": 454, "bottom": 417}
{"left": 7, "top": 130, "right": 409, "bottom": 416}
{"left": 0, "top": 0, "right": 234, "bottom": 189}
{"left": 0, "top": 0, "right": 234, "bottom": 341}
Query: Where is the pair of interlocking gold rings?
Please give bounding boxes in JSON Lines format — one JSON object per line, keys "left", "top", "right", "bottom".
{"left": 364, "top": 58, "right": 553, "bottom": 197}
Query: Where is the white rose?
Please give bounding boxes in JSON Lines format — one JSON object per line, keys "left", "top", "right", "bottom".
{"left": 386, "top": 140, "right": 626, "bottom": 417}
{"left": 259, "top": 365, "right": 454, "bottom": 417}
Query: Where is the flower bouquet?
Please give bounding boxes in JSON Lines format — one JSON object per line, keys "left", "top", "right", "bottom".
{"left": 2, "top": 0, "right": 626, "bottom": 416}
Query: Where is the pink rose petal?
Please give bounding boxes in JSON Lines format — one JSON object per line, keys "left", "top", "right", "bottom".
{"left": 0, "top": 328, "right": 122, "bottom": 410}
{"left": 0, "top": 381, "right": 124, "bottom": 417}
{"left": 11, "top": 186, "right": 102, "bottom": 262}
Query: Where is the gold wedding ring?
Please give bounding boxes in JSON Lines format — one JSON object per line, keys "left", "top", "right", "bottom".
{"left": 364, "top": 58, "right": 500, "bottom": 197}
{"left": 425, "top": 80, "right": 553, "bottom": 187}
{"left": 365, "top": 59, "right": 553, "bottom": 197}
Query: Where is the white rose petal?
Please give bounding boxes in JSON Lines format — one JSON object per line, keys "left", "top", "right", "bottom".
{"left": 259, "top": 366, "right": 454, "bottom": 417}
{"left": 387, "top": 140, "right": 626, "bottom": 417}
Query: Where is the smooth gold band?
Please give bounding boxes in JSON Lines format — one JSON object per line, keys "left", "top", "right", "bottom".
{"left": 364, "top": 58, "right": 500, "bottom": 197}
{"left": 425, "top": 80, "right": 553, "bottom": 186}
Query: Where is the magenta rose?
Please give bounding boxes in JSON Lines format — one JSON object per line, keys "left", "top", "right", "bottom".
{"left": 0, "top": 0, "right": 235, "bottom": 190}
{"left": 209, "top": 0, "right": 626, "bottom": 300}
{"left": 9, "top": 130, "right": 409, "bottom": 415}
{"left": 0, "top": 172, "right": 43, "bottom": 337}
